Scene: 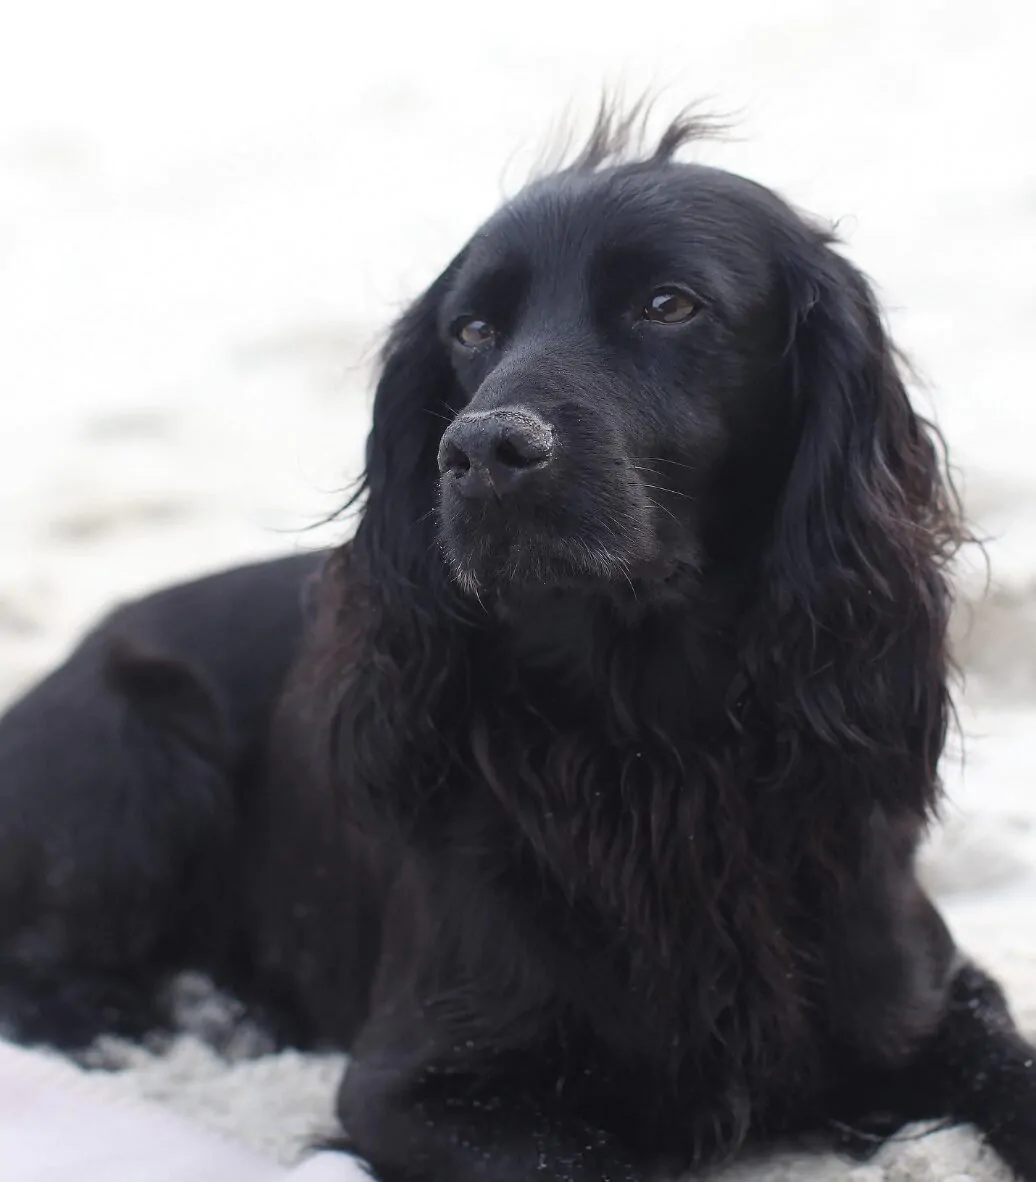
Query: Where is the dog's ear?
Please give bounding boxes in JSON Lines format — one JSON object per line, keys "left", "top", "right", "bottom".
{"left": 754, "top": 240, "right": 965, "bottom": 818}
{"left": 352, "top": 255, "right": 466, "bottom": 600}
{"left": 322, "top": 257, "right": 473, "bottom": 832}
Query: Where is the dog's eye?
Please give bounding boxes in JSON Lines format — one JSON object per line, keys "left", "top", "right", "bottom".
{"left": 453, "top": 317, "right": 497, "bottom": 350}
{"left": 642, "top": 287, "right": 700, "bottom": 325}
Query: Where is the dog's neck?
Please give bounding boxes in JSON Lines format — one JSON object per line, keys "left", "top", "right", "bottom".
{"left": 479, "top": 578, "right": 747, "bottom": 739}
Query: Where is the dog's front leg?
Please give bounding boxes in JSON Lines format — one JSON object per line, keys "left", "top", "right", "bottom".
{"left": 332, "top": 1046, "right": 655, "bottom": 1182}
{"left": 906, "top": 963, "right": 1036, "bottom": 1180}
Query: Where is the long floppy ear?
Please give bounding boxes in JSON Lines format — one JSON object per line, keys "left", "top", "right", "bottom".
{"left": 314, "top": 257, "right": 474, "bottom": 831}
{"left": 352, "top": 256, "right": 467, "bottom": 600}
{"left": 753, "top": 239, "right": 965, "bottom": 820}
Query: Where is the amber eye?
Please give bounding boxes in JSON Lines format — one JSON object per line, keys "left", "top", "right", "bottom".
{"left": 642, "top": 287, "right": 700, "bottom": 325}
{"left": 454, "top": 317, "right": 497, "bottom": 350}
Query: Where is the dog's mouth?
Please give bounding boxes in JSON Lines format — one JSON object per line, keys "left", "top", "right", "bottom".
{"left": 436, "top": 494, "right": 678, "bottom": 599}
{"left": 441, "top": 529, "right": 629, "bottom": 596}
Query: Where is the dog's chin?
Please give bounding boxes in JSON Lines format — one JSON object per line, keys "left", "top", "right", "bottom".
{"left": 438, "top": 522, "right": 693, "bottom": 605}
{"left": 438, "top": 525, "right": 629, "bottom": 598}
{"left": 443, "top": 540, "right": 604, "bottom": 598}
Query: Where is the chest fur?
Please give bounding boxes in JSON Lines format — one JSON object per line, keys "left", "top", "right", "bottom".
{"left": 467, "top": 712, "right": 829, "bottom": 1070}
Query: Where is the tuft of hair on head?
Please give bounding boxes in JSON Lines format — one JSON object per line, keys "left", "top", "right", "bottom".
{"left": 530, "top": 93, "right": 730, "bottom": 182}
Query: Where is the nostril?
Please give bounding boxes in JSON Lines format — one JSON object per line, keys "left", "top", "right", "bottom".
{"left": 440, "top": 440, "right": 471, "bottom": 475}
{"left": 494, "top": 429, "right": 551, "bottom": 471}
{"left": 495, "top": 437, "right": 540, "bottom": 470}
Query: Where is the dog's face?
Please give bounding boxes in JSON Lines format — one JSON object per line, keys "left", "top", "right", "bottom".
{"left": 433, "top": 163, "right": 800, "bottom": 597}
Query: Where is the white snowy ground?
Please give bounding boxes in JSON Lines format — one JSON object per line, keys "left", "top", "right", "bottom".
{"left": 1, "top": 1, "right": 1035, "bottom": 1178}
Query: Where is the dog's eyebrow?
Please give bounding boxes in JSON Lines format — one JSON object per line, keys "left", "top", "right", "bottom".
{"left": 441, "top": 258, "right": 531, "bottom": 326}
{"left": 589, "top": 239, "right": 717, "bottom": 302}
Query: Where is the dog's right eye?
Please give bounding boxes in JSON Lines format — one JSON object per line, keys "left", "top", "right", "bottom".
{"left": 452, "top": 317, "right": 497, "bottom": 351}
{"left": 642, "top": 286, "right": 701, "bottom": 325}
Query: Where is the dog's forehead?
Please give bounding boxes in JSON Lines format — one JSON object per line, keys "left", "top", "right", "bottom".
{"left": 470, "top": 162, "right": 787, "bottom": 267}
{"left": 450, "top": 163, "right": 790, "bottom": 315}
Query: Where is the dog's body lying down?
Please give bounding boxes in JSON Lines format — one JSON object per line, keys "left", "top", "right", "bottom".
{"left": 0, "top": 552, "right": 328, "bottom": 1048}
{"left": 2, "top": 112, "right": 1036, "bottom": 1182}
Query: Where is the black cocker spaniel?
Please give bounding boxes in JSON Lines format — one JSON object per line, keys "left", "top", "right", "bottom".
{"left": 1, "top": 109, "right": 1033, "bottom": 1182}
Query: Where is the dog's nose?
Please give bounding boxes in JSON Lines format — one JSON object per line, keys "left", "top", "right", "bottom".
{"left": 437, "top": 410, "right": 554, "bottom": 499}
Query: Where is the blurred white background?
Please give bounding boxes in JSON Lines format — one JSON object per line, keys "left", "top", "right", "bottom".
{"left": 1, "top": 2, "right": 1035, "bottom": 1168}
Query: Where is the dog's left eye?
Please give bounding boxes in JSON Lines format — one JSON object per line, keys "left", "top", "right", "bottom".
{"left": 452, "top": 317, "right": 497, "bottom": 350}
{"left": 642, "top": 287, "right": 700, "bottom": 325}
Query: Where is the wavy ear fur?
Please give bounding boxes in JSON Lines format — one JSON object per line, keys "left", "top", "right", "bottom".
{"left": 320, "top": 259, "right": 475, "bottom": 831}
{"left": 352, "top": 258, "right": 467, "bottom": 600}
{"left": 750, "top": 235, "right": 965, "bottom": 819}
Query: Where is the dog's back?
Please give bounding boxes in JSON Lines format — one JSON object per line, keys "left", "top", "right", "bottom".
{"left": 0, "top": 551, "right": 325, "bottom": 1047}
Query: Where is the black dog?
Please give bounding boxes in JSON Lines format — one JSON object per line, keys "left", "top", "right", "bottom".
{"left": 2, "top": 110, "right": 1035, "bottom": 1181}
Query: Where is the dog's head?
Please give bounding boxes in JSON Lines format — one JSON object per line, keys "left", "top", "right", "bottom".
{"left": 434, "top": 145, "right": 802, "bottom": 597}
{"left": 355, "top": 108, "right": 960, "bottom": 629}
